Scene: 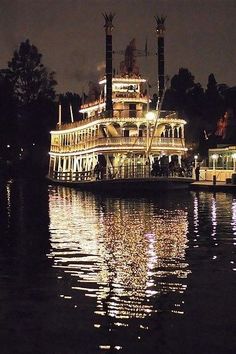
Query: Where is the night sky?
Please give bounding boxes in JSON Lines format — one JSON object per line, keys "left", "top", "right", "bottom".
{"left": 0, "top": 0, "right": 235, "bottom": 94}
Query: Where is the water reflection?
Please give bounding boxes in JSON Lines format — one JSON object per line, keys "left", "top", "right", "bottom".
{"left": 0, "top": 180, "right": 57, "bottom": 354}
{"left": 231, "top": 198, "right": 236, "bottom": 236}
{"left": 0, "top": 180, "right": 50, "bottom": 265}
{"left": 1, "top": 181, "right": 236, "bottom": 353}
{"left": 190, "top": 191, "right": 236, "bottom": 270}
{"left": 48, "top": 187, "right": 190, "bottom": 328}
{"left": 211, "top": 195, "right": 217, "bottom": 238}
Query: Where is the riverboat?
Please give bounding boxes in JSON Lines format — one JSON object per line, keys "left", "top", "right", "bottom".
{"left": 48, "top": 14, "right": 191, "bottom": 190}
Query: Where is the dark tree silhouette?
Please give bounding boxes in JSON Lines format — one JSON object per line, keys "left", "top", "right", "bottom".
{"left": 5, "top": 39, "right": 56, "bottom": 105}
{"left": 0, "top": 39, "right": 58, "bottom": 176}
{"left": 171, "top": 68, "right": 194, "bottom": 92}
{"left": 0, "top": 74, "right": 18, "bottom": 163}
{"left": 214, "top": 86, "right": 236, "bottom": 144}
{"left": 185, "top": 83, "right": 205, "bottom": 116}
{"left": 223, "top": 87, "right": 236, "bottom": 117}
{"left": 204, "top": 73, "right": 225, "bottom": 130}
{"left": 162, "top": 68, "right": 204, "bottom": 150}
{"left": 169, "top": 68, "right": 195, "bottom": 112}
{"left": 163, "top": 68, "right": 195, "bottom": 113}
{"left": 184, "top": 82, "right": 205, "bottom": 151}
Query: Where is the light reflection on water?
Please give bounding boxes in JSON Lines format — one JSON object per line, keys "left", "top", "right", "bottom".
{"left": 1, "top": 181, "right": 236, "bottom": 353}
{"left": 48, "top": 187, "right": 190, "bottom": 341}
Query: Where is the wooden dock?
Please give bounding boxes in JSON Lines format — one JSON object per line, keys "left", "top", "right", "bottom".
{"left": 190, "top": 181, "right": 236, "bottom": 192}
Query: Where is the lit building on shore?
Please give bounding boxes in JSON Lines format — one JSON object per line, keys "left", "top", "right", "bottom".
{"left": 200, "top": 145, "right": 236, "bottom": 182}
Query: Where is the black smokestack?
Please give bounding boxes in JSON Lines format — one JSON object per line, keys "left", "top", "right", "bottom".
{"left": 103, "top": 13, "right": 115, "bottom": 115}
{"left": 155, "top": 16, "right": 166, "bottom": 103}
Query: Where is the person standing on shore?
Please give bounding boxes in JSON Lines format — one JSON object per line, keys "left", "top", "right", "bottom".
{"left": 195, "top": 165, "right": 200, "bottom": 181}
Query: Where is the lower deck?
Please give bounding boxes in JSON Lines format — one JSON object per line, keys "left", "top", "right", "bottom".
{"left": 47, "top": 174, "right": 193, "bottom": 193}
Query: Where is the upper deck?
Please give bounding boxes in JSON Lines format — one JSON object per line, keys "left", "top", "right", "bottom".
{"left": 80, "top": 75, "right": 149, "bottom": 115}
{"left": 52, "top": 110, "right": 186, "bottom": 133}
{"left": 50, "top": 110, "right": 187, "bottom": 156}
{"left": 50, "top": 71, "right": 187, "bottom": 157}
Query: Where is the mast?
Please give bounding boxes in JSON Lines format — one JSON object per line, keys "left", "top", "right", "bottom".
{"left": 70, "top": 104, "right": 74, "bottom": 123}
{"left": 103, "top": 12, "right": 115, "bottom": 115}
{"left": 155, "top": 15, "right": 166, "bottom": 104}
{"left": 58, "top": 102, "right": 62, "bottom": 126}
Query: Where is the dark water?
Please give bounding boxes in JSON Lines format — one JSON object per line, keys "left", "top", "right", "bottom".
{"left": 0, "top": 179, "right": 235, "bottom": 354}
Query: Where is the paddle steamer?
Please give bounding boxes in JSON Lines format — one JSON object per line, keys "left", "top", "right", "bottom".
{"left": 48, "top": 14, "right": 189, "bottom": 188}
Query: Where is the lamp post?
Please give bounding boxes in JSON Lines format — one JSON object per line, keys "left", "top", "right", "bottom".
{"left": 212, "top": 154, "right": 218, "bottom": 185}
{"left": 145, "top": 111, "right": 156, "bottom": 154}
{"left": 193, "top": 155, "right": 198, "bottom": 180}
{"left": 212, "top": 154, "right": 218, "bottom": 170}
{"left": 232, "top": 153, "right": 236, "bottom": 171}
{"left": 145, "top": 111, "right": 156, "bottom": 177}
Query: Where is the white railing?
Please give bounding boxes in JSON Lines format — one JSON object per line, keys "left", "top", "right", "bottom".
{"left": 55, "top": 110, "right": 181, "bottom": 131}
{"left": 50, "top": 136, "right": 185, "bottom": 153}
{"left": 51, "top": 164, "right": 192, "bottom": 182}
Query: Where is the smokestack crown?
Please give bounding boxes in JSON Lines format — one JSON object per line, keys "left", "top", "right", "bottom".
{"left": 103, "top": 12, "right": 115, "bottom": 35}
{"left": 155, "top": 16, "right": 166, "bottom": 36}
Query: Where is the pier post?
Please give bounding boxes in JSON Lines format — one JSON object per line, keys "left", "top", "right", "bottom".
{"left": 213, "top": 175, "right": 216, "bottom": 185}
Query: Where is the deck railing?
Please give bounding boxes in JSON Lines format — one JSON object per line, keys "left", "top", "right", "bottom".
{"left": 56, "top": 110, "right": 179, "bottom": 131}
{"left": 50, "top": 136, "right": 185, "bottom": 153}
{"left": 51, "top": 164, "right": 192, "bottom": 182}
